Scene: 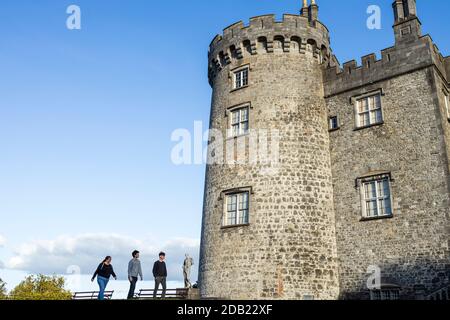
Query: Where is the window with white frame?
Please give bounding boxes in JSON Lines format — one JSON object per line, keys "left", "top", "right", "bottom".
{"left": 329, "top": 116, "right": 339, "bottom": 130}
{"left": 224, "top": 192, "right": 249, "bottom": 227}
{"left": 356, "top": 93, "right": 383, "bottom": 128}
{"left": 359, "top": 174, "right": 393, "bottom": 218}
{"left": 234, "top": 67, "right": 249, "bottom": 89}
{"left": 444, "top": 92, "right": 450, "bottom": 120}
{"left": 230, "top": 106, "right": 249, "bottom": 137}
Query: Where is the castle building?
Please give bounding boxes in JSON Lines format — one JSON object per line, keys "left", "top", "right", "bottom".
{"left": 199, "top": 0, "right": 450, "bottom": 300}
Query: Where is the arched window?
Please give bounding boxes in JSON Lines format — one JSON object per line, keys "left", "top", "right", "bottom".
{"left": 242, "top": 40, "right": 252, "bottom": 56}
{"left": 320, "top": 45, "right": 328, "bottom": 64}
{"left": 229, "top": 45, "right": 238, "bottom": 61}
{"left": 306, "top": 39, "right": 317, "bottom": 58}
{"left": 290, "top": 36, "right": 301, "bottom": 53}
{"left": 218, "top": 51, "right": 227, "bottom": 68}
{"left": 257, "top": 36, "right": 268, "bottom": 53}
{"left": 402, "top": 0, "right": 410, "bottom": 17}
{"left": 273, "top": 36, "right": 285, "bottom": 53}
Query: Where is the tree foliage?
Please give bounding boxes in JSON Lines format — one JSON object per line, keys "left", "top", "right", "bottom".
{"left": 9, "top": 274, "right": 72, "bottom": 300}
{"left": 0, "top": 278, "right": 7, "bottom": 299}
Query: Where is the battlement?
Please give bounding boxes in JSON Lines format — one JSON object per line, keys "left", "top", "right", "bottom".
{"left": 324, "top": 34, "right": 448, "bottom": 97}
{"left": 208, "top": 14, "right": 331, "bottom": 86}
{"left": 209, "top": 14, "right": 329, "bottom": 51}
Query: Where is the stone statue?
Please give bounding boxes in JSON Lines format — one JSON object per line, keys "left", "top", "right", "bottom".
{"left": 183, "top": 254, "right": 194, "bottom": 288}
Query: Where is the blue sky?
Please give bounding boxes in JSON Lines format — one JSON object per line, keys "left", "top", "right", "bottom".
{"left": 0, "top": 0, "right": 449, "bottom": 295}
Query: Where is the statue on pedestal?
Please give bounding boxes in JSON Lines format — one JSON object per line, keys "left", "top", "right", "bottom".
{"left": 183, "top": 254, "right": 194, "bottom": 288}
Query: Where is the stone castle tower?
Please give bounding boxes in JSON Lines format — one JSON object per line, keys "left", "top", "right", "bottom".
{"left": 200, "top": 0, "right": 450, "bottom": 300}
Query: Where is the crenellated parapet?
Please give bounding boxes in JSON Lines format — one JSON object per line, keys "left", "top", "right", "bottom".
{"left": 208, "top": 14, "right": 332, "bottom": 86}
{"left": 324, "top": 0, "right": 448, "bottom": 97}
{"left": 323, "top": 35, "right": 449, "bottom": 97}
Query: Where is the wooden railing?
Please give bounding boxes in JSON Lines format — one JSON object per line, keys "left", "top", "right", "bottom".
{"left": 134, "top": 288, "right": 189, "bottom": 300}
{"left": 72, "top": 291, "right": 114, "bottom": 300}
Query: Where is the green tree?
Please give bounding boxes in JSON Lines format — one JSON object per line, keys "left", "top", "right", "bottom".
{"left": 9, "top": 274, "right": 72, "bottom": 300}
{"left": 0, "top": 278, "right": 7, "bottom": 300}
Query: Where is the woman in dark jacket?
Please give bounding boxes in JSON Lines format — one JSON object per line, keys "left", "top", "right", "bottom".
{"left": 91, "top": 256, "right": 117, "bottom": 300}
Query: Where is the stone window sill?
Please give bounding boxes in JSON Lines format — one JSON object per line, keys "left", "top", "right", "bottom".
{"left": 354, "top": 122, "right": 384, "bottom": 131}
{"left": 360, "top": 215, "right": 394, "bottom": 222}
{"left": 221, "top": 223, "right": 250, "bottom": 230}
{"left": 329, "top": 127, "right": 340, "bottom": 132}
{"left": 226, "top": 133, "right": 250, "bottom": 141}
{"left": 230, "top": 85, "right": 249, "bottom": 93}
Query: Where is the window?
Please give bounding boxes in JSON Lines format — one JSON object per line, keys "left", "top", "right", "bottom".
{"left": 356, "top": 93, "right": 383, "bottom": 128}
{"left": 230, "top": 106, "right": 249, "bottom": 137}
{"left": 402, "top": 0, "right": 410, "bottom": 17}
{"left": 224, "top": 192, "right": 249, "bottom": 227}
{"left": 359, "top": 174, "right": 393, "bottom": 219}
{"left": 234, "top": 68, "right": 249, "bottom": 89}
{"left": 444, "top": 92, "right": 450, "bottom": 120}
{"left": 370, "top": 289, "right": 400, "bottom": 301}
{"left": 329, "top": 116, "right": 339, "bottom": 131}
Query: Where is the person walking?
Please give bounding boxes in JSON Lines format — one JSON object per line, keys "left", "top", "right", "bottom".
{"left": 91, "top": 256, "right": 117, "bottom": 300}
{"left": 152, "top": 252, "right": 167, "bottom": 299}
{"left": 127, "top": 250, "right": 143, "bottom": 299}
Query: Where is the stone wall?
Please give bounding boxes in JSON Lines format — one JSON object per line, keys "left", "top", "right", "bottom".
{"left": 199, "top": 15, "right": 340, "bottom": 299}
{"left": 326, "top": 67, "right": 450, "bottom": 299}
{"left": 445, "top": 57, "right": 450, "bottom": 80}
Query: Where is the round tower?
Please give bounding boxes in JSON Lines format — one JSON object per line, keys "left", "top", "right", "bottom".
{"left": 199, "top": 2, "right": 340, "bottom": 300}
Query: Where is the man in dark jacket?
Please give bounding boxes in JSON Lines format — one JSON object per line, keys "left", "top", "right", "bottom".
{"left": 152, "top": 252, "right": 168, "bottom": 299}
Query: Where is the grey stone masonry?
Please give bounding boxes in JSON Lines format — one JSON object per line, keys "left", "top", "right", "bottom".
{"left": 327, "top": 67, "right": 449, "bottom": 299}
{"left": 201, "top": 12, "right": 339, "bottom": 300}
{"left": 445, "top": 57, "right": 450, "bottom": 80}
{"left": 200, "top": 0, "right": 449, "bottom": 300}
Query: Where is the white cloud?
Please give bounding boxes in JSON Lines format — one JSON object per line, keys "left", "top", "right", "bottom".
{"left": 0, "top": 234, "right": 6, "bottom": 247}
{"left": 6, "top": 234, "right": 200, "bottom": 282}
{"left": 0, "top": 235, "right": 6, "bottom": 269}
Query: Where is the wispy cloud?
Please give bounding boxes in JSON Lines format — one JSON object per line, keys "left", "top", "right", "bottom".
{"left": 0, "top": 234, "right": 6, "bottom": 268}
{"left": 0, "top": 234, "right": 6, "bottom": 247}
{"left": 6, "top": 234, "right": 200, "bottom": 282}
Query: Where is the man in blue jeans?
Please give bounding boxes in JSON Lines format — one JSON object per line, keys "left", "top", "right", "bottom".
{"left": 127, "top": 250, "right": 143, "bottom": 299}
